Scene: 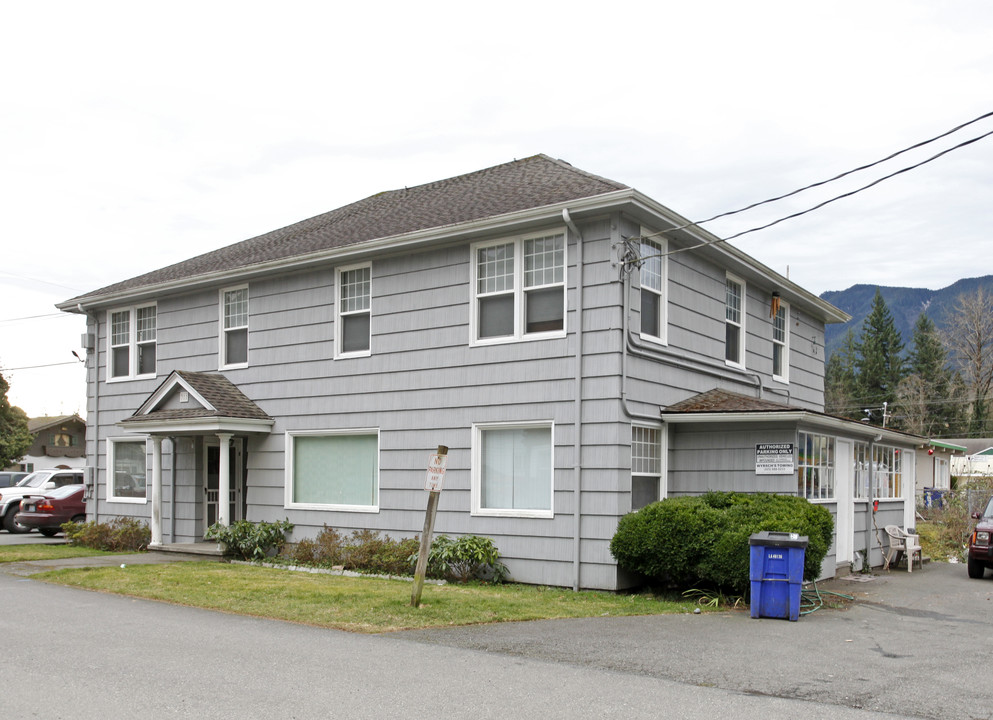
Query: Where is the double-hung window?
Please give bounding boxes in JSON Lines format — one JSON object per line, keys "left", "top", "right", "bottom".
{"left": 473, "top": 232, "right": 566, "bottom": 343}
{"left": 220, "top": 286, "right": 249, "bottom": 368}
{"left": 632, "top": 425, "right": 664, "bottom": 510}
{"left": 639, "top": 235, "right": 666, "bottom": 343}
{"left": 108, "top": 304, "right": 156, "bottom": 380}
{"left": 725, "top": 274, "right": 745, "bottom": 367}
{"left": 472, "top": 422, "right": 553, "bottom": 518}
{"left": 797, "top": 431, "right": 834, "bottom": 500}
{"left": 336, "top": 264, "right": 371, "bottom": 357}
{"left": 285, "top": 429, "right": 379, "bottom": 511}
{"left": 772, "top": 300, "right": 789, "bottom": 382}
{"left": 108, "top": 437, "right": 148, "bottom": 503}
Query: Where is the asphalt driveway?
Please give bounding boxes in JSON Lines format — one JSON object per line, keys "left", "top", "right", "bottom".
{"left": 3, "top": 554, "right": 990, "bottom": 719}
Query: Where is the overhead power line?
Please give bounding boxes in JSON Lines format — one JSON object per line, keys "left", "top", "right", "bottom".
{"left": 630, "top": 109, "right": 993, "bottom": 263}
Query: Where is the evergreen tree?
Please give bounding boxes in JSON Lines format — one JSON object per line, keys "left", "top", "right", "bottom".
{"left": 896, "top": 313, "right": 962, "bottom": 436}
{"left": 825, "top": 328, "right": 859, "bottom": 419}
{"left": 854, "top": 289, "right": 905, "bottom": 425}
{"left": 0, "top": 372, "right": 32, "bottom": 468}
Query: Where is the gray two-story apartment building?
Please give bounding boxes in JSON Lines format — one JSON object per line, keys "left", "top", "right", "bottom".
{"left": 59, "top": 155, "right": 921, "bottom": 589}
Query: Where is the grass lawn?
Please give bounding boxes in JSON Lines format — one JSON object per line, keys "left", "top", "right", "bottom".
{"left": 33, "top": 561, "right": 699, "bottom": 633}
{"left": 0, "top": 545, "right": 120, "bottom": 563}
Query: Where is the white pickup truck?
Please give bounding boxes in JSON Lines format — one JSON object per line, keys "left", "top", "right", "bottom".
{"left": 0, "top": 469, "right": 85, "bottom": 533}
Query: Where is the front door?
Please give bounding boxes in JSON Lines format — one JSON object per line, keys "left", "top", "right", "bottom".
{"left": 835, "top": 439, "right": 854, "bottom": 567}
{"left": 204, "top": 439, "right": 242, "bottom": 529}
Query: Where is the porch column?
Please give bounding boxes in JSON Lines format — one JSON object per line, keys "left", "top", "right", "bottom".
{"left": 217, "top": 433, "right": 232, "bottom": 526}
{"left": 150, "top": 436, "right": 163, "bottom": 546}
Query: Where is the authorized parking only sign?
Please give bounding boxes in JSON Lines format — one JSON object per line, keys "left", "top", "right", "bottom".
{"left": 755, "top": 443, "right": 795, "bottom": 475}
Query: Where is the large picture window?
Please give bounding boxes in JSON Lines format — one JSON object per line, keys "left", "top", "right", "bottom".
{"left": 108, "top": 438, "right": 148, "bottom": 503}
{"left": 632, "top": 425, "right": 663, "bottom": 510}
{"left": 639, "top": 235, "right": 666, "bottom": 343}
{"left": 725, "top": 274, "right": 745, "bottom": 367}
{"left": 220, "top": 286, "right": 249, "bottom": 368}
{"left": 286, "top": 430, "right": 379, "bottom": 511}
{"left": 797, "top": 431, "right": 834, "bottom": 500}
{"left": 472, "top": 422, "right": 553, "bottom": 517}
{"left": 472, "top": 232, "right": 565, "bottom": 343}
{"left": 108, "top": 305, "right": 157, "bottom": 380}
{"left": 336, "top": 264, "right": 371, "bottom": 357}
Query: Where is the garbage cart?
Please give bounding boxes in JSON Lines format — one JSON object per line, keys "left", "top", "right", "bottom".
{"left": 749, "top": 531, "right": 808, "bottom": 621}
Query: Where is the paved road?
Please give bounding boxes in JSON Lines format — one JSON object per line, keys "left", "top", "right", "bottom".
{"left": 1, "top": 556, "right": 989, "bottom": 719}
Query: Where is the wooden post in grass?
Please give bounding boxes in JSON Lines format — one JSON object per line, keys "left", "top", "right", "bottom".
{"left": 411, "top": 445, "right": 448, "bottom": 608}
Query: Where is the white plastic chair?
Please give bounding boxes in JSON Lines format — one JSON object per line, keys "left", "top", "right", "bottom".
{"left": 884, "top": 525, "right": 922, "bottom": 572}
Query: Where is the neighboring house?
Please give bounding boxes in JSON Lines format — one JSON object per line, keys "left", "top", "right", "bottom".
{"left": 915, "top": 440, "right": 967, "bottom": 493}
{"left": 17, "top": 415, "right": 87, "bottom": 472}
{"left": 949, "top": 441, "right": 993, "bottom": 478}
{"left": 57, "top": 154, "right": 922, "bottom": 588}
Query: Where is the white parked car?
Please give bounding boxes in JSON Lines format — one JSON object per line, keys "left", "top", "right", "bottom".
{"left": 0, "top": 469, "right": 85, "bottom": 534}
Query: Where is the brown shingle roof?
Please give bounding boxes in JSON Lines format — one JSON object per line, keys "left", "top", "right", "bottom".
{"left": 68, "top": 155, "right": 627, "bottom": 304}
{"left": 121, "top": 371, "right": 271, "bottom": 425}
{"left": 664, "top": 389, "right": 800, "bottom": 413}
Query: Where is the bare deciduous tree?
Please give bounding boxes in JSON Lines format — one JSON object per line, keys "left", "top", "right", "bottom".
{"left": 944, "top": 288, "right": 993, "bottom": 434}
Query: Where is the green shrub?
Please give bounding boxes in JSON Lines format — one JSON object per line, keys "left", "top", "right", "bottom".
{"left": 205, "top": 519, "right": 294, "bottom": 561}
{"left": 62, "top": 517, "right": 151, "bottom": 552}
{"left": 421, "top": 534, "right": 509, "bottom": 583}
{"left": 610, "top": 492, "right": 834, "bottom": 594}
{"left": 283, "top": 526, "right": 420, "bottom": 576}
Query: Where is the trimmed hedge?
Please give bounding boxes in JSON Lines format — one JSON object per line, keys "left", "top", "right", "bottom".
{"left": 610, "top": 491, "right": 834, "bottom": 594}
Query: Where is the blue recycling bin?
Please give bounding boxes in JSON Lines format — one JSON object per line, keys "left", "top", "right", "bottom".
{"left": 749, "top": 531, "right": 808, "bottom": 621}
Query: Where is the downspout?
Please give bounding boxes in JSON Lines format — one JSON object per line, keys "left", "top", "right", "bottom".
{"left": 563, "top": 209, "right": 584, "bottom": 592}
{"left": 79, "top": 304, "right": 100, "bottom": 525}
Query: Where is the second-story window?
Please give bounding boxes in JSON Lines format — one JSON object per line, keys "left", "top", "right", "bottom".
{"left": 221, "top": 286, "right": 249, "bottom": 368}
{"left": 336, "top": 264, "right": 371, "bottom": 357}
{"left": 639, "top": 236, "right": 666, "bottom": 343}
{"left": 109, "top": 304, "right": 156, "bottom": 381}
{"left": 725, "top": 274, "right": 745, "bottom": 367}
{"left": 772, "top": 301, "right": 789, "bottom": 382}
{"left": 473, "top": 232, "right": 565, "bottom": 344}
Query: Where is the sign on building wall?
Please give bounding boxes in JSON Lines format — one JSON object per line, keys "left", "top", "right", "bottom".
{"left": 755, "top": 443, "right": 795, "bottom": 475}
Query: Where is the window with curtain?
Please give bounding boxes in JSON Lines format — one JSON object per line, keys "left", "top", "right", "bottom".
{"left": 109, "top": 438, "right": 148, "bottom": 502}
{"left": 797, "top": 431, "right": 834, "bottom": 500}
{"left": 873, "top": 445, "right": 902, "bottom": 499}
{"left": 474, "top": 423, "right": 553, "bottom": 516}
{"left": 287, "top": 431, "right": 379, "bottom": 510}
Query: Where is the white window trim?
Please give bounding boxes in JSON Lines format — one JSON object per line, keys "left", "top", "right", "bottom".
{"left": 219, "top": 285, "right": 249, "bottom": 370}
{"left": 797, "top": 430, "right": 835, "bottom": 501}
{"left": 632, "top": 422, "right": 667, "bottom": 508}
{"left": 471, "top": 420, "right": 554, "bottom": 519}
{"left": 470, "top": 230, "right": 567, "bottom": 346}
{"left": 284, "top": 428, "right": 380, "bottom": 513}
{"left": 773, "top": 300, "right": 790, "bottom": 383}
{"left": 639, "top": 229, "right": 668, "bottom": 345}
{"left": 106, "top": 436, "right": 149, "bottom": 504}
{"left": 725, "top": 272, "right": 746, "bottom": 369}
{"left": 334, "top": 263, "right": 372, "bottom": 359}
{"left": 106, "top": 304, "right": 157, "bottom": 382}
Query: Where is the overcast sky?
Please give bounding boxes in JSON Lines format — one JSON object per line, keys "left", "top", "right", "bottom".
{"left": 2, "top": 0, "right": 991, "bottom": 420}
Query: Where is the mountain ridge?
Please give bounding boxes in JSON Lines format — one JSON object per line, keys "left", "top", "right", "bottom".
{"left": 821, "top": 275, "right": 993, "bottom": 359}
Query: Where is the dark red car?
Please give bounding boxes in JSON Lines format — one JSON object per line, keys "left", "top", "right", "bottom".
{"left": 968, "top": 496, "right": 993, "bottom": 579}
{"left": 15, "top": 485, "right": 86, "bottom": 537}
